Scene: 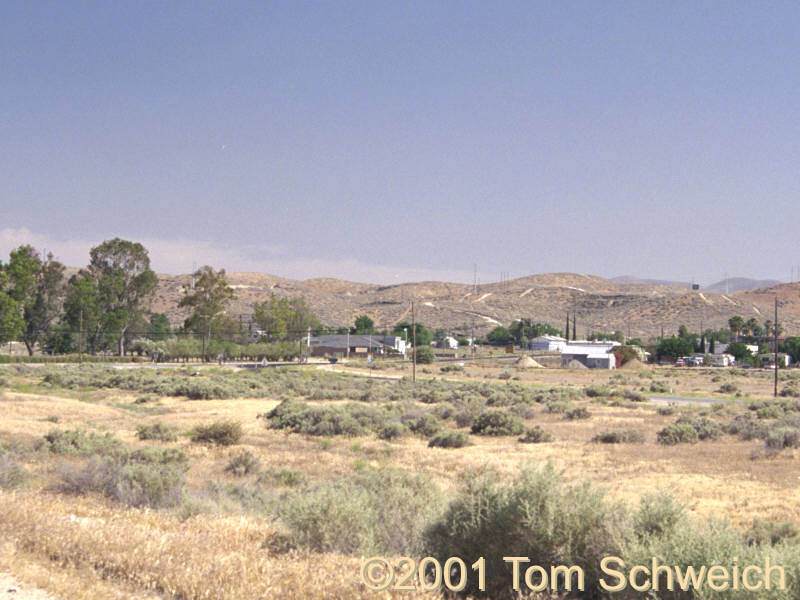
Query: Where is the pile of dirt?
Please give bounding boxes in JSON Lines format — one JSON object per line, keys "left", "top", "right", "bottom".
{"left": 516, "top": 355, "right": 543, "bottom": 368}
{"left": 620, "top": 358, "right": 646, "bottom": 370}
{"left": 566, "top": 359, "right": 587, "bottom": 369}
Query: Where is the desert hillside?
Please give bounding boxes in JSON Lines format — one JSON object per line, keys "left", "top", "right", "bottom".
{"left": 147, "top": 272, "right": 800, "bottom": 340}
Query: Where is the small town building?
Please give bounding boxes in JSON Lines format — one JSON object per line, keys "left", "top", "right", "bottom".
{"left": 530, "top": 335, "right": 567, "bottom": 352}
{"left": 309, "top": 335, "right": 406, "bottom": 358}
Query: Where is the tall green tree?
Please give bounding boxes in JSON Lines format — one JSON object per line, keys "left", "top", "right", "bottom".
{"left": 62, "top": 271, "right": 105, "bottom": 354}
{"left": 87, "top": 239, "right": 157, "bottom": 355}
{"left": 509, "top": 319, "right": 562, "bottom": 344}
{"left": 253, "top": 294, "right": 319, "bottom": 341}
{"left": 728, "top": 316, "right": 744, "bottom": 341}
{"left": 5, "top": 245, "right": 65, "bottom": 355}
{"left": 353, "top": 315, "right": 375, "bottom": 334}
{"left": 179, "top": 266, "right": 235, "bottom": 361}
{"left": 392, "top": 321, "right": 433, "bottom": 346}
{"left": 0, "top": 268, "right": 24, "bottom": 346}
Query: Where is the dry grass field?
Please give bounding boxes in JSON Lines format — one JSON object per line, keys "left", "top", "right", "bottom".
{"left": 1, "top": 361, "right": 799, "bottom": 599}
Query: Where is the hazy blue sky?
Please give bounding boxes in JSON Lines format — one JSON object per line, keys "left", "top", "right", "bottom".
{"left": 2, "top": 1, "right": 799, "bottom": 285}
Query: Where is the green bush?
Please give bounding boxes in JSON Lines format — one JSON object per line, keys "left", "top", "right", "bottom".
{"left": 756, "top": 404, "right": 785, "bottom": 420}
{"left": 59, "top": 447, "right": 187, "bottom": 508}
{"left": 675, "top": 415, "right": 723, "bottom": 440}
{"left": 38, "top": 428, "right": 123, "bottom": 456}
{"left": 257, "top": 467, "right": 304, "bottom": 487}
{"left": 413, "top": 346, "right": 435, "bottom": 364}
{"left": 191, "top": 420, "right": 244, "bottom": 446}
{"left": 657, "top": 422, "right": 699, "bottom": 445}
{"left": 717, "top": 382, "right": 739, "bottom": 394}
{"left": 428, "top": 430, "right": 472, "bottom": 448}
{"left": 545, "top": 400, "right": 572, "bottom": 414}
{"left": 765, "top": 427, "right": 800, "bottom": 450}
{"left": 649, "top": 381, "right": 670, "bottom": 393}
{"left": 471, "top": 410, "right": 524, "bottom": 436}
{"left": 402, "top": 413, "right": 443, "bottom": 438}
{"left": 656, "top": 404, "right": 677, "bottom": 416}
{"left": 726, "top": 414, "right": 768, "bottom": 440}
{"left": 225, "top": 450, "right": 261, "bottom": 476}
{"left": 584, "top": 384, "right": 612, "bottom": 397}
{"left": 135, "top": 422, "right": 177, "bottom": 442}
{"left": 281, "top": 468, "right": 443, "bottom": 555}
{"left": 0, "top": 453, "right": 26, "bottom": 490}
{"left": 377, "top": 422, "right": 408, "bottom": 441}
{"left": 565, "top": 407, "right": 591, "bottom": 420}
{"left": 263, "top": 400, "right": 393, "bottom": 437}
{"left": 744, "top": 518, "right": 800, "bottom": 546}
{"left": 424, "top": 463, "right": 625, "bottom": 599}
{"left": 518, "top": 425, "right": 553, "bottom": 443}
{"left": 592, "top": 428, "right": 645, "bottom": 444}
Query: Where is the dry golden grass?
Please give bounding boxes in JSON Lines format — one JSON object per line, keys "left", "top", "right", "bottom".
{"left": 0, "top": 491, "right": 441, "bottom": 600}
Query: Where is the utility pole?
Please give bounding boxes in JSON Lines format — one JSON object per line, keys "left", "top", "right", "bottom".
{"left": 774, "top": 296, "right": 778, "bottom": 398}
{"left": 78, "top": 308, "right": 83, "bottom": 364}
{"left": 411, "top": 300, "right": 416, "bottom": 383}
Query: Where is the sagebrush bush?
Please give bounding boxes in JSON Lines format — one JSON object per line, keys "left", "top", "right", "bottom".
{"left": 565, "top": 407, "right": 591, "bottom": 420}
{"left": 765, "top": 427, "right": 800, "bottom": 450}
{"left": 191, "top": 420, "right": 243, "bottom": 446}
{"left": 545, "top": 400, "right": 572, "bottom": 414}
{"left": 0, "top": 453, "right": 26, "bottom": 490}
{"left": 59, "top": 447, "right": 187, "bottom": 508}
{"left": 675, "top": 415, "right": 723, "bottom": 440}
{"left": 584, "top": 384, "right": 612, "bottom": 397}
{"left": 424, "top": 463, "right": 626, "bottom": 599}
{"left": 136, "top": 422, "right": 178, "bottom": 442}
{"left": 225, "top": 450, "right": 261, "bottom": 476}
{"left": 518, "top": 425, "right": 553, "bottom": 443}
{"left": 38, "top": 428, "right": 123, "bottom": 456}
{"left": 717, "top": 382, "right": 739, "bottom": 394}
{"left": 377, "top": 422, "right": 408, "bottom": 441}
{"left": 428, "top": 430, "right": 472, "bottom": 448}
{"left": 281, "top": 468, "right": 443, "bottom": 555}
{"left": 656, "top": 404, "right": 677, "bottom": 416}
{"left": 744, "top": 518, "right": 800, "bottom": 546}
{"left": 471, "top": 410, "right": 524, "bottom": 436}
{"left": 649, "top": 381, "right": 670, "bottom": 393}
{"left": 726, "top": 414, "right": 768, "bottom": 440}
{"left": 256, "top": 467, "right": 304, "bottom": 487}
{"left": 592, "top": 428, "right": 644, "bottom": 444}
{"left": 657, "top": 423, "right": 699, "bottom": 445}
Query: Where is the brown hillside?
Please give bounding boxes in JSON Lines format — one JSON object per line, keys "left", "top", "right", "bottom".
{"left": 145, "top": 272, "right": 800, "bottom": 340}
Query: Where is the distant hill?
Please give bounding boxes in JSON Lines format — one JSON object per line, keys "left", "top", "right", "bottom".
{"left": 704, "top": 278, "right": 782, "bottom": 295}
{"left": 611, "top": 276, "right": 691, "bottom": 288}
{"left": 143, "top": 271, "right": 800, "bottom": 341}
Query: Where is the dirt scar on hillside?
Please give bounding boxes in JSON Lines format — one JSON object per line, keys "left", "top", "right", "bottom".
{"left": 0, "top": 573, "right": 58, "bottom": 600}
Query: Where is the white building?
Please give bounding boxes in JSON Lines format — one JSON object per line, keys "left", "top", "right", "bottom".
{"left": 530, "top": 335, "right": 567, "bottom": 352}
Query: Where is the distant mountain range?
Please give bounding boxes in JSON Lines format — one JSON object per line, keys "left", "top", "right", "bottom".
{"left": 147, "top": 271, "right": 800, "bottom": 340}
{"left": 611, "top": 276, "right": 781, "bottom": 293}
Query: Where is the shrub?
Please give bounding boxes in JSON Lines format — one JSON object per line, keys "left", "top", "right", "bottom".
{"left": 225, "top": 450, "right": 261, "bottom": 476}
{"left": 716, "top": 382, "right": 739, "bottom": 394}
{"left": 726, "top": 414, "right": 768, "bottom": 440}
{"left": 657, "top": 423, "right": 699, "bottom": 445}
{"left": 656, "top": 404, "right": 677, "bottom": 416}
{"left": 765, "top": 427, "right": 800, "bottom": 450}
{"left": 632, "top": 493, "right": 686, "bottom": 538}
{"left": 428, "top": 430, "right": 472, "bottom": 448}
{"left": 623, "top": 389, "right": 646, "bottom": 402}
{"left": 38, "top": 428, "right": 123, "bottom": 456}
{"left": 584, "top": 384, "right": 611, "bottom": 397}
{"left": 545, "top": 400, "right": 572, "bottom": 414}
{"left": 377, "top": 422, "right": 408, "bottom": 441}
{"left": 471, "top": 411, "right": 524, "bottom": 436}
{"left": 756, "top": 404, "right": 785, "bottom": 420}
{"left": 439, "top": 364, "right": 464, "bottom": 373}
{"left": 281, "top": 468, "right": 443, "bottom": 555}
{"left": 191, "top": 420, "right": 244, "bottom": 446}
{"left": 59, "top": 448, "right": 187, "bottom": 508}
{"left": 592, "top": 428, "right": 645, "bottom": 444}
{"left": 413, "top": 346, "right": 435, "bottom": 364}
{"left": 518, "top": 426, "right": 553, "bottom": 443}
{"left": 0, "top": 453, "right": 26, "bottom": 490}
{"left": 565, "top": 407, "right": 591, "bottom": 420}
{"left": 649, "top": 381, "right": 670, "bottom": 393}
{"left": 402, "top": 413, "right": 442, "bottom": 438}
{"left": 676, "top": 416, "right": 723, "bottom": 440}
{"left": 744, "top": 518, "right": 800, "bottom": 545}
{"left": 135, "top": 422, "right": 178, "bottom": 442}
{"left": 424, "top": 463, "right": 625, "bottom": 599}
{"left": 257, "top": 467, "right": 304, "bottom": 487}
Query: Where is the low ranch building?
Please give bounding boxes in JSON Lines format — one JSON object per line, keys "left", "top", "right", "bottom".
{"left": 308, "top": 335, "right": 406, "bottom": 358}
{"left": 559, "top": 340, "right": 620, "bottom": 369}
